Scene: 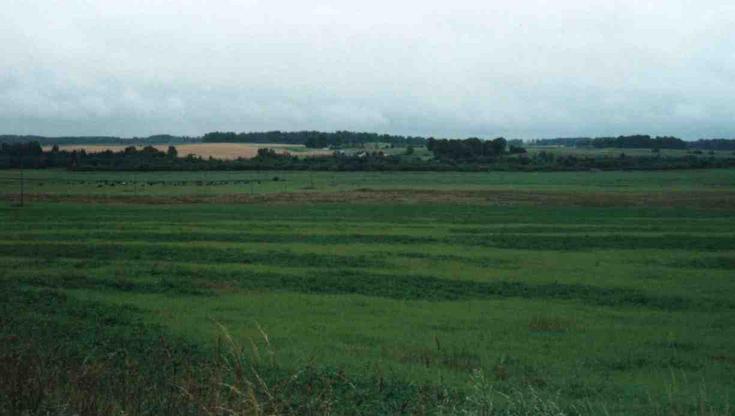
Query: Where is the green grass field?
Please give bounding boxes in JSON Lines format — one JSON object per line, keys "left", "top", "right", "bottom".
{"left": 3, "top": 168, "right": 735, "bottom": 194}
{"left": 1, "top": 169, "right": 734, "bottom": 415}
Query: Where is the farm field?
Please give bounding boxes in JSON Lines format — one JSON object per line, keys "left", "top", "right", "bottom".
{"left": 2, "top": 168, "right": 735, "bottom": 198}
{"left": 42, "top": 143, "right": 330, "bottom": 160}
{"left": 1, "top": 169, "right": 735, "bottom": 415}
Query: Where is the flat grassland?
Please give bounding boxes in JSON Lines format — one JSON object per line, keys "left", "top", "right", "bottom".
{"left": 1, "top": 169, "right": 734, "bottom": 415}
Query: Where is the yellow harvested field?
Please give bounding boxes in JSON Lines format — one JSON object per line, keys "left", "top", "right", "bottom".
{"left": 42, "top": 143, "right": 332, "bottom": 160}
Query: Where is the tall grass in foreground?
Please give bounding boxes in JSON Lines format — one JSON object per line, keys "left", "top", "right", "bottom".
{"left": 436, "top": 370, "right": 732, "bottom": 416}
{"left": 2, "top": 323, "right": 731, "bottom": 416}
{"left": 1, "top": 318, "right": 444, "bottom": 416}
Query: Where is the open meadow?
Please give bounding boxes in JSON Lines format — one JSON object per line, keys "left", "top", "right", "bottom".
{"left": 1, "top": 169, "right": 734, "bottom": 415}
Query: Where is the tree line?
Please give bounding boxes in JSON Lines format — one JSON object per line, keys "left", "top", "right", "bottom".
{"left": 4, "top": 132, "right": 735, "bottom": 151}
{"left": 529, "top": 135, "right": 686, "bottom": 149}
{"left": 426, "top": 137, "right": 528, "bottom": 161}
{"left": 3, "top": 141, "right": 735, "bottom": 172}
{"left": 202, "top": 131, "right": 428, "bottom": 148}
{"left": 688, "top": 139, "right": 735, "bottom": 151}
{"left": 0, "top": 134, "right": 198, "bottom": 146}
{"left": 528, "top": 135, "right": 735, "bottom": 150}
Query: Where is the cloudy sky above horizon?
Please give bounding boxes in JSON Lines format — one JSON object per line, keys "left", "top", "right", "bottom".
{"left": 1, "top": 0, "right": 733, "bottom": 139}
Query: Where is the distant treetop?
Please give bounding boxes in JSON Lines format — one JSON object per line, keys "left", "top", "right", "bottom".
{"left": 529, "top": 135, "right": 688, "bottom": 149}
{"left": 202, "top": 131, "right": 428, "bottom": 148}
{"left": 0, "top": 134, "right": 198, "bottom": 146}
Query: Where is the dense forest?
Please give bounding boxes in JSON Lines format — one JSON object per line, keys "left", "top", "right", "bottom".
{"left": 202, "top": 131, "right": 428, "bottom": 148}
{"left": 3, "top": 141, "right": 735, "bottom": 172}
{"left": 426, "top": 137, "right": 528, "bottom": 161}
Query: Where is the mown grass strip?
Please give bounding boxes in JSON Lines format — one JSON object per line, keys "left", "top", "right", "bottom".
{"left": 0, "top": 231, "right": 440, "bottom": 245}
{"left": 665, "top": 255, "right": 735, "bottom": 270}
{"left": 3, "top": 231, "right": 734, "bottom": 251}
{"left": 269, "top": 271, "right": 723, "bottom": 311}
{"left": 450, "top": 234, "right": 735, "bottom": 251}
{"left": 10, "top": 264, "right": 725, "bottom": 311}
{"left": 448, "top": 225, "right": 734, "bottom": 234}
{"left": 0, "top": 242, "right": 385, "bottom": 269}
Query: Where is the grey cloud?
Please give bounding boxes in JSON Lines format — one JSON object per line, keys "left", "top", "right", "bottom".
{"left": 1, "top": 0, "right": 734, "bottom": 138}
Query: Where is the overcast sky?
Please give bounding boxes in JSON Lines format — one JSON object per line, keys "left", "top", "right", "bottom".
{"left": 1, "top": 0, "right": 733, "bottom": 139}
